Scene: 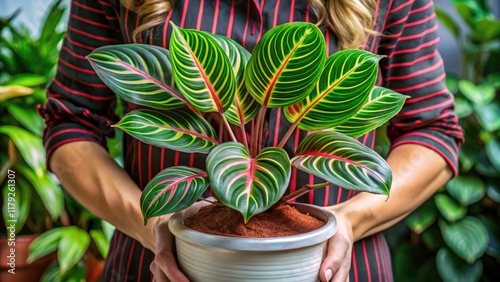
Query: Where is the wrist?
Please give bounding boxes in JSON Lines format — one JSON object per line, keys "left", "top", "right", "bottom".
{"left": 329, "top": 196, "right": 375, "bottom": 242}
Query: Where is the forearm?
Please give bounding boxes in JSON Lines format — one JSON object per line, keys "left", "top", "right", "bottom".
{"left": 49, "top": 141, "right": 158, "bottom": 252}
{"left": 329, "top": 144, "right": 453, "bottom": 241}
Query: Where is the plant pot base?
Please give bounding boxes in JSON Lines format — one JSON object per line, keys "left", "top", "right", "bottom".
{"left": 169, "top": 203, "right": 336, "bottom": 282}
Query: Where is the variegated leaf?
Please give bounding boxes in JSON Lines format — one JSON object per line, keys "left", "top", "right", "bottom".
{"left": 292, "top": 131, "right": 391, "bottom": 195}
{"left": 141, "top": 166, "right": 209, "bottom": 224}
{"left": 114, "top": 109, "right": 218, "bottom": 154}
{"left": 206, "top": 142, "right": 291, "bottom": 223}
{"left": 87, "top": 44, "right": 186, "bottom": 109}
{"left": 170, "top": 23, "right": 236, "bottom": 113}
{"left": 210, "top": 33, "right": 259, "bottom": 126}
{"left": 245, "top": 22, "right": 326, "bottom": 108}
{"left": 285, "top": 50, "right": 383, "bottom": 131}
{"left": 334, "top": 86, "right": 407, "bottom": 138}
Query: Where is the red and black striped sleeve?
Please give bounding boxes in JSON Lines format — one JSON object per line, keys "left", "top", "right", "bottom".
{"left": 379, "top": 0, "right": 464, "bottom": 175}
{"left": 38, "top": 0, "right": 122, "bottom": 170}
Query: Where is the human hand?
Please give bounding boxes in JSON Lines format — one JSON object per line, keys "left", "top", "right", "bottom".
{"left": 150, "top": 199, "right": 214, "bottom": 282}
{"left": 319, "top": 212, "right": 354, "bottom": 282}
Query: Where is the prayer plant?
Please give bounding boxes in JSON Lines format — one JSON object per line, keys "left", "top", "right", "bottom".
{"left": 87, "top": 22, "right": 407, "bottom": 224}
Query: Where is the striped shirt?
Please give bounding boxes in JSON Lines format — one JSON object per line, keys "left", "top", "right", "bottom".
{"left": 39, "top": 0, "right": 464, "bottom": 281}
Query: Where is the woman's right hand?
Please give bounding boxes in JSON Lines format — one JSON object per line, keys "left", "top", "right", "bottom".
{"left": 150, "top": 199, "right": 214, "bottom": 282}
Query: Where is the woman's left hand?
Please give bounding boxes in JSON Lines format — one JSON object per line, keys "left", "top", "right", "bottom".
{"left": 319, "top": 211, "right": 354, "bottom": 282}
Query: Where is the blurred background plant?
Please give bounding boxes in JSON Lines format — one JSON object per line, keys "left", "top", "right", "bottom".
{"left": 0, "top": 0, "right": 118, "bottom": 281}
{"left": 385, "top": 0, "right": 500, "bottom": 281}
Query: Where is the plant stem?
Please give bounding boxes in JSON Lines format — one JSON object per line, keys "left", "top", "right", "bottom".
{"left": 277, "top": 120, "right": 299, "bottom": 149}
{"left": 251, "top": 106, "right": 267, "bottom": 156}
{"left": 282, "top": 182, "right": 330, "bottom": 202}
{"left": 239, "top": 123, "right": 249, "bottom": 149}
{"left": 220, "top": 113, "right": 237, "bottom": 142}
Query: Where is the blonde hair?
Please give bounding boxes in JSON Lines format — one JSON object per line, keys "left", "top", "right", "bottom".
{"left": 119, "top": 0, "right": 375, "bottom": 49}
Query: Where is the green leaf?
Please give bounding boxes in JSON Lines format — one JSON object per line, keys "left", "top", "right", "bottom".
{"left": 0, "top": 126, "right": 45, "bottom": 178}
{"left": 405, "top": 199, "right": 437, "bottom": 234}
{"left": 292, "top": 131, "right": 391, "bottom": 195}
{"left": 58, "top": 226, "right": 91, "bottom": 274}
{"left": 101, "top": 220, "right": 116, "bottom": 241}
{"left": 445, "top": 176, "right": 485, "bottom": 206}
{"left": 436, "top": 247, "right": 483, "bottom": 282}
{"left": 5, "top": 73, "right": 47, "bottom": 87}
{"left": 246, "top": 22, "right": 326, "bottom": 108}
{"left": 141, "top": 166, "right": 208, "bottom": 224}
{"left": 458, "top": 80, "right": 495, "bottom": 106}
{"left": 421, "top": 224, "right": 446, "bottom": 251}
{"left": 453, "top": 97, "right": 474, "bottom": 118}
{"left": 7, "top": 104, "right": 45, "bottom": 136}
{"left": 206, "top": 142, "right": 291, "bottom": 223}
{"left": 28, "top": 227, "right": 64, "bottom": 263}
{"left": 333, "top": 86, "right": 406, "bottom": 137}
{"left": 475, "top": 150, "right": 500, "bottom": 177}
{"left": 170, "top": 23, "right": 235, "bottom": 113}
{"left": 16, "top": 164, "right": 64, "bottom": 220}
{"left": 485, "top": 181, "right": 500, "bottom": 205}
{"left": 439, "top": 217, "right": 489, "bottom": 263}
{"left": 88, "top": 44, "right": 186, "bottom": 109}
{"left": 285, "top": 50, "right": 382, "bottom": 131}
{"left": 114, "top": 109, "right": 218, "bottom": 154}
{"left": 478, "top": 215, "right": 500, "bottom": 258}
{"left": 434, "top": 194, "right": 466, "bottom": 222}
{"left": 474, "top": 101, "right": 500, "bottom": 132}
{"left": 473, "top": 18, "right": 500, "bottom": 43}
{"left": 90, "top": 229, "right": 110, "bottom": 259}
{"left": 2, "top": 178, "right": 31, "bottom": 234}
{"left": 209, "top": 34, "right": 259, "bottom": 126}
{"left": 458, "top": 141, "right": 480, "bottom": 172}
{"left": 435, "top": 5, "right": 461, "bottom": 38}
{"left": 485, "top": 138, "right": 500, "bottom": 171}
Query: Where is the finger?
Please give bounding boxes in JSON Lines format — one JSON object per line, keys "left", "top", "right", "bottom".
{"left": 150, "top": 261, "right": 170, "bottom": 282}
{"left": 330, "top": 252, "right": 351, "bottom": 282}
{"left": 156, "top": 250, "right": 189, "bottom": 282}
{"left": 320, "top": 237, "right": 351, "bottom": 281}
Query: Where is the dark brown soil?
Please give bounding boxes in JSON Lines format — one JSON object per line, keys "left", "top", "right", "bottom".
{"left": 184, "top": 203, "right": 325, "bottom": 238}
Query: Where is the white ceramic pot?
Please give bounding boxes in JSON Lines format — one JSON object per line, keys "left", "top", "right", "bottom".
{"left": 169, "top": 203, "right": 336, "bottom": 282}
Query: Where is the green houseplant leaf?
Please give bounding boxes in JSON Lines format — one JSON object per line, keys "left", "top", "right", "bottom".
{"left": 141, "top": 166, "right": 209, "bottom": 224}
{"left": 333, "top": 86, "right": 407, "bottom": 137}
{"left": 245, "top": 22, "right": 326, "bottom": 108}
{"left": 436, "top": 247, "right": 483, "bottom": 282}
{"left": 87, "top": 44, "right": 186, "bottom": 109}
{"left": 28, "top": 227, "right": 64, "bottom": 263}
{"left": 2, "top": 178, "right": 31, "bottom": 235}
{"left": 292, "top": 131, "right": 391, "bottom": 195}
{"left": 445, "top": 175, "right": 485, "bottom": 206}
{"left": 170, "top": 23, "right": 236, "bottom": 113}
{"left": 0, "top": 125, "right": 45, "bottom": 178}
{"left": 114, "top": 109, "right": 218, "bottom": 154}
{"left": 15, "top": 164, "right": 63, "bottom": 221}
{"left": 434, "top": 194, "right": 467, "bottom": 222}
{"left": 285, "top": 50, "right": 382, "bottom": 131}
{"left": 439, "top": 217, "right": 489, "bottom": 263}
{"left": 405, "top": 199, "right": 437, "bottom": 234}
{"left": 206, "top": 142, "right": 291, "bottom": 223}
{"left": 210, "top": 34, "right": 259, "bottom": 126}
{"left": 57, "top": 226, "right": 91, "bottom": 274}
{"left": 89, "top": 229, "right": 111, "bottom": 259}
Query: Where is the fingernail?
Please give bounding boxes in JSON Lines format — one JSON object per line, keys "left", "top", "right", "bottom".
{"left": 325, "top": 269, "right": 333, "bottom": 281}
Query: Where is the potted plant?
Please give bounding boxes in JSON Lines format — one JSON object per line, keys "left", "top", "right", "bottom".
{"left": 87, "top": 21, "right": 406, "bottom": 281}
{"left": 0, "top": 3, "right": 66, "bottom": 281}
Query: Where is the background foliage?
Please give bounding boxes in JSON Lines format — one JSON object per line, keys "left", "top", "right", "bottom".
{"left": 385, "top": 1, "right": 500, "bottom": 281}
{"left": 0, "top": 1, "right": 117, "bottom": 281}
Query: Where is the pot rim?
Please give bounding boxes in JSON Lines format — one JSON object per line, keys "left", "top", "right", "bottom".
{"left": 169, "top": 203, "right": 336, "bottom": 251}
